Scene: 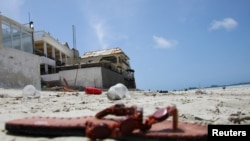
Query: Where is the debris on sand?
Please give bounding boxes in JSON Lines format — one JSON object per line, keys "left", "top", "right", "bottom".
{"left": 106, "top": 83, "right": 129, "bottom": 100}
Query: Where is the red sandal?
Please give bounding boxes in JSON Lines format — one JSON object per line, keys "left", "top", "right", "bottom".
{"left": 5, "top": 103, "right": 207, "bottom": 140}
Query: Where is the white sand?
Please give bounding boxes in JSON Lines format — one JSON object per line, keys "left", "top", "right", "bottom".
{"left": 0, "top": 85, "right": 250, "bottom": 141}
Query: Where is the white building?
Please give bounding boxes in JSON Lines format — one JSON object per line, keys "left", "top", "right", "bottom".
{"left": 34, "top": 30, "right": 79, "bottom": 75}
{"left": 0, "top": 14, "right": 41, "bottom": 89}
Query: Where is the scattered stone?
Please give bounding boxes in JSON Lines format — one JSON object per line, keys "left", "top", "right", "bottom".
{"left": 80, "top": 101, "right": 86, "bottom": 104}
{"left": 53, "top": 109, "right": 60, "bottom": 113}
{"left": 195, "top": 89, "right": 207, "bottom": 94}
{"left": 143, "top": 91, "right": 157, "bottom": 96}
{"left": 228, "top": 111, "right": 250, "bottom": 124}
{"left": 30, "top": 109, "right": 38, "bottom": 113}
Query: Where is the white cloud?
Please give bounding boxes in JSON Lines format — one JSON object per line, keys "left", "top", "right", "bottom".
{"left": 79, "top": 0, "right": 140, "bottom": 50}
{"left": 209, "top": 18, "right": 238, "bottom": 31}
{"left": 92, "top": 21, "right": 109, "bottom": 49}
{"left": 86, "top": 15, "right": 129, "bottom": 50}
{"left": 153, "top": 35, "right": 178, "bottom": 49}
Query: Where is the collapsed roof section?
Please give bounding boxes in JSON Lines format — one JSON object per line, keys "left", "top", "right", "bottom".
{"left": 81, "top": 47, "right": 129, "bottom": 60}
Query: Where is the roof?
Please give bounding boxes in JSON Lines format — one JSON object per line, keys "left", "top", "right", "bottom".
{"left": 81, "top": 47, "right": 129, "bottom": 59}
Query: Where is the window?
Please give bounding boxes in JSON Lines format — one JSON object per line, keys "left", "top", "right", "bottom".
{"left": 2, "top": 21, "right": 12, "bottom": 48}
{"left": 1, "top": 19, "right": 33, "bottom": 53}
{"left": 12, "top": 26, "right": 21, "bottom": 50}
{"left": 22, "top": 30, "right": 33, "bottom": 53}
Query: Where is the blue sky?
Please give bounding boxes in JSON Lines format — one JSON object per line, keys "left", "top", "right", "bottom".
{"left": 1, "top": 0, "right": 250, "bottom": 90}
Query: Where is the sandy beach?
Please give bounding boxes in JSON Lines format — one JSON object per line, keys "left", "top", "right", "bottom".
{"left": 1, "top": 85, "right": 250, "bottom": 141}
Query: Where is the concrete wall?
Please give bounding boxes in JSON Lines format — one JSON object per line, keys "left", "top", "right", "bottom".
{"left": 0, "top": 47, "right": 41, "bottom": 89}
{"left": 59, "top": 67, "right": 103, "bottom": 88}
{"left": 40, "top": 66, "right": 135, "bottom": 89}
{"left": 58, "top": 67, "right": 125, "bottom": 89}
{"left": 101, "top": 67, "right": 125, "bottom": 88}
{"left": 41, "top": 73, "right": 60, "bottom": 81}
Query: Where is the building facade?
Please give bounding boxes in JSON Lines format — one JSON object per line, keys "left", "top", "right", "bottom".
{"left": 34, "top": 30, "right": 79, "bottom": 75}
{"left": 0, "top": 14, "right": 41, "bottom": 89}
{"left": 43, "top": 48, "right": 136, "bottom": 89}
{"left": 81, "top": 48, "right": 135, "bottom": 83}
{"left": 0, "top": 14, "right": 136, "bottom": 90}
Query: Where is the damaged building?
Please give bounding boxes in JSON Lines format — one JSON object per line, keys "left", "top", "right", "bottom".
{"left": 42, "top": 47, "right": 136, "bottom": 89}
{"left": 56, "top": 48, "right": 136, "bottom": 89}
{"left": 0, "top": 14, "right": 136, "bottom": 90}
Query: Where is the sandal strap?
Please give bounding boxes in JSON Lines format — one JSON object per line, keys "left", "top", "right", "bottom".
{"left": 95, "top": 103, "right": 138, "bottom": 118}
{"left": 86, "top": 104, "right": 178, "bottom": 140}
{"left": 142, "top": 105, "right": 178, "bottom": 131}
